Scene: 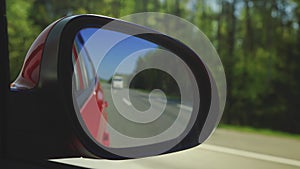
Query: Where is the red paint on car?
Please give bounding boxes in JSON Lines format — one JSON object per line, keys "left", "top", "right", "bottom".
{"left": 11, "top": 21, "right": 58, "bottom": 90}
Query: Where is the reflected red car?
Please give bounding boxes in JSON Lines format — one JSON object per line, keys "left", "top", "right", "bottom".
{"left": 72, "top": 33, "right": 110, "bottom": 146}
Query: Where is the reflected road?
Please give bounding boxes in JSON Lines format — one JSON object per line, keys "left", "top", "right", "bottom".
{"left": 102, "top": 83, "right": 192, "bottom": 148}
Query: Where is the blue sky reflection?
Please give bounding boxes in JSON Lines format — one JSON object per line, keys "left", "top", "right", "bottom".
{"left": 78, "top": 28, "right": 158, "bottom": 80}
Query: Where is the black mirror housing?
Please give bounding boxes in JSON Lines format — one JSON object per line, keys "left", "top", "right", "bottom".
{"left": 8, "top": 15, "right": 218, "bottom": 160}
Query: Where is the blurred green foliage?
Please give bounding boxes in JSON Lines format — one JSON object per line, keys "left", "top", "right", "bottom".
{"left": 7, "top": 0, "right": 38, "bottom": 80}
{"left": 6, "top": 0, "right": 300, "bottom": 134}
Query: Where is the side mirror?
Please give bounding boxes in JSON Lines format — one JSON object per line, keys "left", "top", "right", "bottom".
{"left": 8, "top": 15, "right": 224, "bottom": 160}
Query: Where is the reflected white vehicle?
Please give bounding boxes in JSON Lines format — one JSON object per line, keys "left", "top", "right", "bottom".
{"left": 112, "top": 76, "right": 124, "bottom": 89}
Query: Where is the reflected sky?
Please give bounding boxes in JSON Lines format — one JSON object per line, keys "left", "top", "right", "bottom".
{"left": 79, "top": 28, "right": 158, "bottom": 80}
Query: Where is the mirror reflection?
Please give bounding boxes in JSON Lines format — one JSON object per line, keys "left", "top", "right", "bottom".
{"left": 72, "top": 28, "right": 200, "bottom": 149}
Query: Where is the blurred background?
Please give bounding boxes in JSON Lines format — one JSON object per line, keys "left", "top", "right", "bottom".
{"left": 7, "top": 0, "right": 300, "bottom": 136}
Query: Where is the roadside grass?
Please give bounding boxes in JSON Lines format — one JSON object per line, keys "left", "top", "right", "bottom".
{"left": 218, "top": 124, "right": 300, "bottom": 140}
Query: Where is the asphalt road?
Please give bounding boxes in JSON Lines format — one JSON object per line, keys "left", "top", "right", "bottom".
{"left": 52, "top": 84, "right": 300, "bottom": 169}
{"left": 53, "top": 128, "right": 300, "bottom": 169}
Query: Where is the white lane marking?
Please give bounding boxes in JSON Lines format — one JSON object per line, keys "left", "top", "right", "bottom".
{"left": 122, "top": 98, "right": 132, "bottom": 106}
{"left": 201, "top": 144, "right": 300, "bottom": 167}
{"left": 177, "top": 104, "right": 193, "bottom": 112}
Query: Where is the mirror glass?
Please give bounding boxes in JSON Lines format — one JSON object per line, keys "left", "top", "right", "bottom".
{"left": 72, "top": 28, "right": 200, "bottom": 150}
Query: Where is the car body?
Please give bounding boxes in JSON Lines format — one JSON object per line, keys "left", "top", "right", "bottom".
{"left": 10, "top": 21, "right": 110, "bottom": 147}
